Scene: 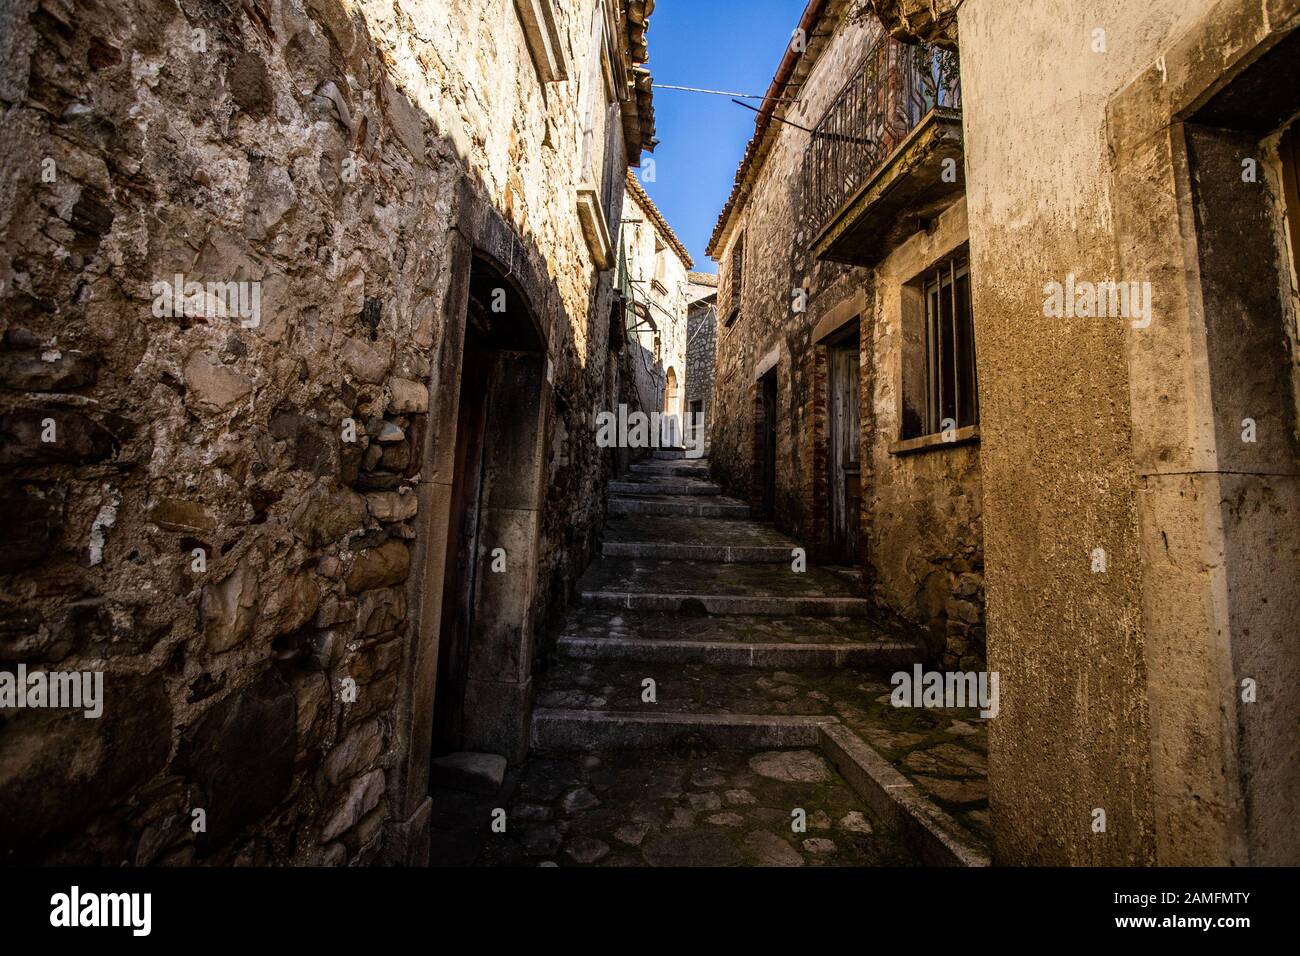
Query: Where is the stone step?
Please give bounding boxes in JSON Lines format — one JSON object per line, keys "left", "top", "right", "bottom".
{"left": 629, "top": 459, "right": 711, "bottom": 478}
{"left": 552, "top": 603, "right": 914, "bottom": 670}
{"left": 536, "top": 656, "right": 882, "bottom": 721}
{"left": 532, "top": 654, "right": 846, "bottom": 749}
{"left": 601, "top": 542, "right": 793, "bottom": 562}
{"left": 558, "top": 634, "right": 918, "bottom": 668}
{"left": 608, "top": 476, "right": 722, "bottom": 496}
{"left": 579, "top": 591, "right": 870, "bottom": 616}
{"left": 555, "top": 607, "right": 906, "bottom": 644}
{"left": 652, "top": 448, "right": 689, "bottom": 460}
{"left": 601, "top": 514, "right": 797, "bottom": 562}
{"left": 552, "top": 609, "right": 920, "bottom": 669}
{"left": 576, "top": 558, "right": 873, "bottom": 616}
{"left": 531, "top": 708, "right": 832, "bottom": 750}
{"left": 607, "top": 494, "right": 750, "bottom": 518}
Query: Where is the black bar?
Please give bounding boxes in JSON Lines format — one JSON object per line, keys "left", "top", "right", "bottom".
{"left": 0, "top": 866, "right": 1289, "bottom": 943}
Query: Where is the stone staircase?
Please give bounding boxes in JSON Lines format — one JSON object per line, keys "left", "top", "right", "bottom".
{"left": 570, "top": 453, "right": 908, "bottom": 651}
{"left": 426, "top": 455, "right": 982, "bottom": 868}
{"left": 535, "top": 452, "right": 921, "bottom": 744}
{"left": 518, "top": 454, "right": 990, "bottom": 865}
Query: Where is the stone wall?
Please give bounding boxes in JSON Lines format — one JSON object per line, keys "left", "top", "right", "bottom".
{"left": 950, "top": 0, "right": 1190, "bottom": 865}
{"left": 707, "top": 12, "right": 983, "bottom": 666}
{"left": 686, "top": 289, "right": 716, "bottom": 452}
{"left": 709, "top": 17, "right": 876, "bottom": 536}
{"left": 0, "top": 0, "right": 642, "bottom": 865}
{"left": 862, "top": 201, "right": 982, "bottom": 669}
{"left": 621, "top": 178, "right": 690, "bottom": 431}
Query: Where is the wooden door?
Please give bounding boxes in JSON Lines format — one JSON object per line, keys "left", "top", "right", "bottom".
{"left": 759, "top": 370, "right": 777, "bottom": 518}
{"left": 829, "top": 340, "right": 861, "bottom": 564}
{"left": 432, "top": 328, "right": 494, "bottom": 755}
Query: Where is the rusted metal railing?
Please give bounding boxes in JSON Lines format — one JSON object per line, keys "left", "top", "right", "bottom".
{"left": 802, "top": 37, "right": 961, "bottom": 236}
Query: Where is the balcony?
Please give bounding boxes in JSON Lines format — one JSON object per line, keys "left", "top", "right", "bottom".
{"left": 804, "top": 37, "right": 962, "bottom": 267}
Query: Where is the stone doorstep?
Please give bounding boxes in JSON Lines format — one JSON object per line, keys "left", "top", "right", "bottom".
{"left": 556, "top": 635, "right": 921, "bottom": 668}
{"left": 430, "top": 751, "right": 508, "bottom": 795}
{"left": 607, "top": 497, "right": 750, "bottom": 518}
{"left": 601, "top": 541, "right": 792, "bottom": 562}
{"left": 817, "top": 722, "right": 990, "bottom": 868}
{"left": 607, "top": 479, "right": 722, "bottom": 496}
{"left": 530, "top": 709, "right": 833, "bottom": 750}
{"left": 579, "top": 590, "right": 874, "bottom": 617}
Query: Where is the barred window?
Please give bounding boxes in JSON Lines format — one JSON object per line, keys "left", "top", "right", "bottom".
{"left": 902, "top": 247, "right": 977, "bottom": 438}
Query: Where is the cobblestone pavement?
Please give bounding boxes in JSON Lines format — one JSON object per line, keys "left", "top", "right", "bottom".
{"left": 432, "top": 748, "right": 915, "bottom": 866}
{"left": 536, "top": 658, "right": 990, "bottom": 845}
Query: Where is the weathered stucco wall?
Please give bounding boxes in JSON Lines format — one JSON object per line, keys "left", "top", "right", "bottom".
{"left": 956, "top": 0, "right": 1262, "bottom": 864}
{"left": 0, "top": 0, "right": 636, "bottom": 865}
{"left": 1099, "top": 0, "right": 1300, "bottom": 866}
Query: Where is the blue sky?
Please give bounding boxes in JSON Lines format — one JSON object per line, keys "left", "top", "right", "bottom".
{"left": 638, "top": 0, "right": 807, "bottom": 273}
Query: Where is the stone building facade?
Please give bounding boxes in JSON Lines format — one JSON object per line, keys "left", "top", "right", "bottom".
{"left": 619, "top": 170, "right": 692, "bottom": 443}
{"left": 0, "top": 0, "right": 657, "bottom": 866}
{"left": 711, "top": 0, "right": 1300, "bottom": 866}
{"left": 707, "top": 0, "right": 983, "bottom": 672}
{"left": 685, "top": 272, "right": 717, "bottom": 452}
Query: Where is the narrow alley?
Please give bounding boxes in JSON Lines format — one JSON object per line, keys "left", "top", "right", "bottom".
{"left": 2, "top": 0, "right": 1297, "bottom": 907}
{"left": 429, "top": 450, "right": 990, "bottom": 866}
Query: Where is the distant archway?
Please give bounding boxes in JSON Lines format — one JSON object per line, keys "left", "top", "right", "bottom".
{"left": 663, "top": 366, "right": 680, "bottom": 447}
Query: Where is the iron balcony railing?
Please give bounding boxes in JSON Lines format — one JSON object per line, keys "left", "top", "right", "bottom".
{"left": 803, "top": 36, "right": 961, "bottom": 238}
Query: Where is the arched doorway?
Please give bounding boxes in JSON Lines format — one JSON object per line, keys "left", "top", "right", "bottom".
{"left": 432, "top": 250, "right": 549, "bottom": 763}
{"left": 663, "top": 366, "right": 680, "bottom": 447}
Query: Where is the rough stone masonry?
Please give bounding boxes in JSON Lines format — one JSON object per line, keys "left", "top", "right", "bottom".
{"left": 0, "top": 0, "right": 656, "bottom": 865}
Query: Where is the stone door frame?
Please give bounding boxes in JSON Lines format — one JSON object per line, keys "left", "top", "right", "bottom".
{"left": 385, "top": 181, "right": 555, "bottom": 865}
